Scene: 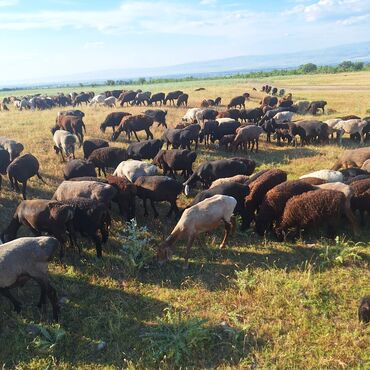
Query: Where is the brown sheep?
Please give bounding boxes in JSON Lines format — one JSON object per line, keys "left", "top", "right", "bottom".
{"left": 111, "top": 114, "right": 154, "bottom": 142}
{"left": 350, "top": 178, "right": 370, "bottom": 225}
{"left": 53, "top": 115, "right": 86, "bottom": 144}
{"left": 332, "top": 147, "right": 370, "bottom": 170}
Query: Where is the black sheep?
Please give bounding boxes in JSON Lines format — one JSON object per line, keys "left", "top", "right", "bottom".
{"left": 63, "top": 159, "right": 96, "bottom": 180}
{"left": 83, "top": 139, "right": 109, "bottom": 159}
{"left": 0, "top": 148, "right": 10, "bottom": 189}
{"left": 127, "top": 139, "right": 163, "bottom": 160}
{"left": 88, "top": 147, "right": 128, "bottom": 176}
{"left": 100, "top": 112, "right": 131, "bottom": 133}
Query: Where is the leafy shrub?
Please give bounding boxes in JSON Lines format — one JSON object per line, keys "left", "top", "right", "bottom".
{"left": 234, "top": 266, "right": 258, "bottom": 291}
{"left": 119, "top": 219, "right": 155, "bottom": 275}
{"left": 28, "top": 324, "right": 65, "bottom": 353}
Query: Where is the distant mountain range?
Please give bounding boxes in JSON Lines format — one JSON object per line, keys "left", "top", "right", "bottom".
{"left": 2, "top": 41, "right": 370, "bottom": 88}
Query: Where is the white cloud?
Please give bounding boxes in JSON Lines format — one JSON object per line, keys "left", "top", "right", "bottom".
{"left": 200, "top": 0, "right": 216, "bottom": 5}
{"left": 0, "top": 0, "right": 18, "bottom": 6}
{"left": 337, "top": 13, "right": 370, "bottom": 25}
{"left": 83, "top": 41, "right": 104, "bottom": 49}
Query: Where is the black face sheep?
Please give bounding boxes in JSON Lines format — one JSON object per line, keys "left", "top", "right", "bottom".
{"left": 134, "top": 175, "right": 183, "bottom": 218}
{"left": 332, "top": 147, "right": 370, "bottom": 170}
{"left": 63, "top": 159, "right": 96, "bottom": 180}
{"left": 127, "top": 139, "right": 163, "bottom": 160}
{"left": 244, "top": 169, "right": 288, "bottom": 229}
{"left": 113, "top": 160, "right": 157, "bottom": 182}
{"left": 7, "top": 153, "right": 47, "bottom": 200}
{"left": 0, "top": 137, "right": 24, "bottom": 161}
{"left": 275, "top": 189, "right": 350, "bottom": 241}
{"left": 88, "top": 147, "right": 128, "bottom": 177}
{"left": 152, "top": 149, "right": 197, "bottom": 179}
{"left": 183, "top": 158, "right": 256, "bottom": 193}
{"left": 358, "top": 295, "right": 370, "bottom": 323}
{"left": 100, "top": 112, "right": 131, "bottom": 133}
{"left": 82, "top": 139, "right": 109, "bottom": 159}
{"left": 157, "top": 195, "right": 237, "bottom": 269}
{"left": 53, "top": 130, "right": 78, "bottom": 162}
{"left": 211, "top": 119, "right": 240, "bottom": 143}
{"left": 143, "top": 109, "right": 167, "bottom": 128}
{"left": 179, "top": 124, "right": 201, "bottom": 150}
{"left": 0, "top": 148, "right": 10, "bottom": 190}
{"left": 199, "top": 120, "right": 219, "bottom": 147}
{"left": 63, "top": 198, "right": 111, "bottom": 258}
{"left": 0, "top": 236, "right": 60, "bottom": 321}
{"left": 349, "top": 178, "right": 370, "bottom": 225}
{"left": 255, "top": 180, "right": 316, "bottom": 236}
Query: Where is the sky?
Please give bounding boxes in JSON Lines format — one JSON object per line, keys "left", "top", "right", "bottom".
{"left": 0, "top": 0, "right": 369, "bottom": 84}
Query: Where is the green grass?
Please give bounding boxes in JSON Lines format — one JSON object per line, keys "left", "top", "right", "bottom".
{"left": 0, "top": 72, "right": 369, "bottom": 369}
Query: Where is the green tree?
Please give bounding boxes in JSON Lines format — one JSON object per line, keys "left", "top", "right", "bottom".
{"left": 106, "top": 80, "right": 115, "bottom": 86}
{"left": 300, "top": 63, "right": 318, "bottom": 73}
{"left": 138, "top": 77, "right": 146, "bottom": 85}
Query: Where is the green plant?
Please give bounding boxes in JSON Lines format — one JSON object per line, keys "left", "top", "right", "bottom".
{"left": 119, "top": 219, "right": 155, "bottom": 275}
{"left": 234, "top": 267, "right": 258, "bottom": 291}
{"left": 141, "top": 308, "right": 211, "bottom": 367}
{"left": 28, "top": 324, "right": 66, "bottom": 353}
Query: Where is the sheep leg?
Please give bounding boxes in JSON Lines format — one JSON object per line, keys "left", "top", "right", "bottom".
{"left": 45, "top": 283, "right": 59, "bottom": 322}
{"left": 143, "top": 198, "right": 149, "bottom": 216}
{"left": 21, "top": 181, "right": 27, "bottom": 200}
{"left": 220, "top": 220, "right": 232, "bottom": 249}
{"left": 35, "top": 278, "right": 47, "bottom": 312}
{"left": 256, "top": 139, "right": 259, "bottom": 152}
{"left": 184, "top": 235, "right": 196, "bottom": 269}
{"left": 0, "top": 288, "right": 22, "bottom": 313}
{"left": 92, "top": 233, "right": 103, "bottom": 258}
{"left": 133, "top": 130, "right": 140, "bottom": 142}
{"left": 150, "top": 199, "right": 159, "bottom": 218}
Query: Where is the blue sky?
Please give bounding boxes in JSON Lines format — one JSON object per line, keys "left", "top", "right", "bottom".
{"left": 0, "top": 0, "right": 369, "bottom": 83}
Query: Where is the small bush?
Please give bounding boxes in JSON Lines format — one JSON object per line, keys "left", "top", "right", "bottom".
{"left": 234, "top": 266, "right": 258, "bottom": 291}
{"left": 28, "top": 324, "right": 66, "bottom": 353}
{"left": 118, "top": 219, "right": 155, "bottom": 275}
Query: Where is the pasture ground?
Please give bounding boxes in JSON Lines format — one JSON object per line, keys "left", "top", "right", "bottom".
{"left": 0, "top": 72, "right": 369, "bottom": 369}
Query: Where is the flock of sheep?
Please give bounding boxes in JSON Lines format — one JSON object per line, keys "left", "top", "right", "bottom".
{"left": 0, "top": 85, "right": 370, "bottom": 325}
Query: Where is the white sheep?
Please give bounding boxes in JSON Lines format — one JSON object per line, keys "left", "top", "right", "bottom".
{"left": 89, "top": 94, "right": 106, "bottom": 106}
{"left": 113, "top": 160, "right": 157, "bottom": 182}
{"left": 210, "top": 174, "right": 249, "bottom": 189}
{"left": 104, "top": 96, "right": 117, "bottom": 108}
{"left": 182, "top": 108, "right": 202, "bottom": 123}
{"left": 300, "top": 169, "right": 344, "bottom": 183}
{"left": 53, "top": 130, "right": 79, "bottom": 161}
{"left": 157, "top": 194, "right": 237, "bottom": 269}
{"left": 0, "top": 236, "right": 60, "bottom": 321}
{"left": 334, "top": 119, "right": 368, "bottom": 144}
{"left": 273, "top": 111, "right": 294, "bottom": 124}
{"left": 0, "top": 136, "right": 24, "bottom": 161}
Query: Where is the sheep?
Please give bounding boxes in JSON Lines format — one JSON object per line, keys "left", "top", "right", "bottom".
{"left": 63, "top": 198, "right": 111, "bottom": 258}
{"left": 210, "top": 174, "right": 249, "bottom": 189}
{"left": 112, "top": 114, "right": 154, "bottom": 142}
{"left": 275, "top": 189, "right": 351, "bottom": 241}
{"left": 0, "top": 148, "right": 10, "bottom": 190}
{"left": 211, "top": 119, "right": 240, "bottom": 143}
{"left": 273, "top": 111, "right": 294, "bottom": 124}
{"left": 152, "top": 149, "right": 197, "bottom": 179}
{"left": 219, "top": 134, "right": 236, "bottom": 151}
{"left": 300, "top": 169, "right": 344, "bottom": 183}
{"left": 332, "top": 147, "right": 370, "bottom": 170}
{"left": 1, "top": 199, "right": 75, "bottom": 258}
{"left": 298, "top": 177, "right": 327, "bottom": 185}
{"left": 82, "top": 138, "right": 109, "bottom": 159}
{"left": 195, "top": 109, "right": 218, "bottom": 127}
{"left": 134, "top": 175, "right": 183, "bottom": 218}
{"left": 63, "top": 159, "right": 96, "bottom": 180}
{"left": 113, "top": 160, "right": 157, "bottom": 182}
{"left": 0, "top": 137, "right": 24, "bottom": 161}
{"left": 199, "top": 120, "right": 219, "bottom": 147}
{"left": 255, "top": 180, "right": 316, "bottom": 236}
{"left": 179, "top": 124, "right": 201, "bottom": 150}
{"left": 294, "top": 120, "right": 328, "bottom": 144}
{"left": 361, "top": 159, "right": 370, "bottom": 172}
{"left": 0, "top": 236, "right": 60, "bottom": 321}
{"left": 103, "top": 96, "right": 117, "bottom": 107}
{"left": 218, "top": 109, "right": 240, "bottom": 121}
{"left": 7, "top": 153, "right": 47, "bottom": 199}
{"left": 161, "top": 128, "right": 183, "bottom": 149}
{"left": 349, "top": 178, "right": 370, "bottom": 225}
{"left": 53, "top": 130, "right": 78, "bottom": 161}
{"left": 243, "top": 169, "right": 287, "bottom": 229}
{"left": 358, "top": 295, "right": 370, "bottom": 323}
{"left": 99, "top": 112, "right": 131, "bottom": 133}
{"left": 232, "top": 125, "right": 263, "bottom": 153}
{"left": 228, "top": 96, "right": 245, "bottom": 109}
{"left": 143, "top": 109, "right": 167, "bottom": 127}
{"left": 182, "top": 108, "right": 202, "bottom": 123}
{"left": 53, "top": 181, "right": 117, "bottom": 207}
{"left": 127, "top": 139, "right": 163, "bottom": 160}
{"left": 334, "top": 119, "right": 368, "bottom": 144}
{"left": 53, "top": 115, "right": 86, "bottom": 144}
{"left": 157, "top": 195, "right": 237, "bottom": 269}
{"left": 176, "top": 93, "right": 188, "bottom": 107}
{"left": 340, "top": 167, "right": 368, "bottom": 182}
{"left": 88, "top": 147, "right": 128, "bottom": 176}
{"left": 239, "top": 108, "right": 263, "bottom": 123}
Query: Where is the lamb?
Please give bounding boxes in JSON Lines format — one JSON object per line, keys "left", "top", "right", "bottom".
{"left": 88, "top": 147, "right": 128, "bottom": 176}
{"left": 63, "top": 159, "right": 96, "bottom": 180}
{"left": 53, "top": 181, "right": 117, "bottom": 207}
{"left": 210, "top": 174, "right": 249, "bottom": 188}
{"left": 53, "top": 130, "right": 78, "bottom": 161}
{"left": 113, "top": 160, "right": 157, "bottom": 182}
{"left": 1, "top": 199, "right": 75, "bottom": 258}
{"left": 349, "top": 178, "right": 370, "bottom": 225}
{"left": 63, "top": 198, "right": 111, "bottom": 258}
{"left": 7, "top": 153, "right": 47, "bottom": 199}
{"left": 0, "top": 137, "right": 24, "bottom": 161}
{"left": 300, "top": 169, "right": 344, "bottom": 183}
{"left": 0, "top": 236, "right": 60, "bottom": 321}
{"left": 82, "top": 139, "right": 109, "bottom": 159}
{"left": 243, "top": 169, "right": 287, "bottom": 229}
{"left": 358, "top": 295, "right": 370, "bottom": 323}
{"left": 0, "top": 148, "right": 10, "bottom": 190}
{"left": 157, "top": 195, "right": 237, "bottom": 269}
{"left": 152, "top": 149, "right": 197, "bottom": 179}
{"left": 134, "top": 175, "right": 183, "bottom": 218}
{"left": 232, "top": 125, "right": 263, "bottom": 152}
{"left": 332, "top": 147, "right": 370, "bottom": 170}
{"left": 255, "top": 180, "right": 316, "bottom": 236}
{"left": 275, "top": 189, "right": 350, "bottom": 241}
{"left": 127, "top": 139, "right": 163, "bottom": 160}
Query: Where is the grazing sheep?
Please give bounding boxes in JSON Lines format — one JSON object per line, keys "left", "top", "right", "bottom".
{"left": 53, "top": 130, "right": 78, "bottom": 161}
{"left": 195, "top": 109, "right": 218, "bottom": 127}
{"left": 127, "top": 139, "right": 163, "bottom": 160}
{"left": 255, "top": 180, "right": 316, "bottom": 236}
{"left": 199, "top": 120, "right": 219, "bottom": 147}
{"left": 100, "top": 112, "right": 131, "bottom": 133}
{"left": 308, "top": 100, "right": 327, "bottom": 115}
{"left": 179, "top": 124, "right": 201, "bottom": 150}
{"left": 0, "top": 149, "right": 10, "bottom": 190}
{"left": 275, "top": 189, "right": 350, "bottom": 240}
{"left": 243, "top": 169, "right": 287, "bottom": 229}
{"left": 332, "top": 147, "right": 370, "bottom": 170}
{"left": 0, "top": 137, "right": 24, "bottom": 161}
{"left": 103, "top": 96, "right": 117, "bottom": 107}
{"left": 334, "top": 119, "right": 368, "bottom": 144}
{"left": 350, "top": 178, "right": 370, "bottom": 225}
{"left": 232, "top": 125, "right": 263, "bottom": 153}
{"left": 0, "top": 236, "right": 60, "bottom": 321}
{"left": 182, "top": 108, "right": 202, "bottom": 123}
{"left": 88, "top": 147, "right": 128, "bottom": 176}
{"left": 143, "top": 109, "right": 167, "bottom": 128}
{"left": 212, "top": 119, "right": 241, "bottom": 143}
{"left": 152, "top": 149, "right": 197, "bottom": 179}
{"left": 63, "top": 198, "right": 111, "bottom": 258}
{"left": 148, "top": 92, "right": 165, "bottom": 106}
{"left": 113, "top": 160, "right": 157, "bottom": 182}
{"left": 176, "top": 93, "right": 189, "bottom": 107}
{"left": 300, "top": 169, "right": 344, "bottom": 183}
{"left": 134, "top": 175, "right": 182, "bottom": 218}
{"left": 210, "top": 174, "right": 249, "bottom": 188}
{"left": 218, "top": 109, "right": 240, "bottom": 121}
{"left": 228, "top": 96, "right": 245, "bottom": 109}
{"left": 112, "top": 114, "right": 154, "bottom": 142}
{"left": 161, "top": 128, "right": 183, "bottom": 150}
{"left": 53, "top": 115, "right": 86, "bottom": 144}
{"left": 63, "top": 159, "right": 96, "bottom": 180}
{"left": 239, "top": 108, "right": 263, "bottom": 123}
{"left": 358, "top": 295, "right": 370, "bottom": 323}
{"left": 7, "top": 153, "right": 46, "bottom": 199}
{"left": 294, "top": 120, "right": 328, "bottom": 144}
{"left": 53, "top": 181, "right": 117, "bottom": 207}
{"left": 82, "top": 139, "right": 109, "bottom": 159}
{"left": 273, "top": 111, "right": 294, "bottom": 124}
{"left": 157, "top": 195, "right": 237, "bottom": 269}
{"left": 219, "top": 134, "right": 236, "bottom": 151}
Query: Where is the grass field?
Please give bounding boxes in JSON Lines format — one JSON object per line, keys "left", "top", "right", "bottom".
{"left": 0, "top": 72, "right": 369, "bottom": 369}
